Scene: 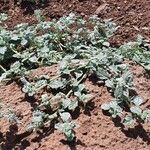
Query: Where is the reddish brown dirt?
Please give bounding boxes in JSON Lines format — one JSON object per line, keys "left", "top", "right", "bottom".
{"left": 0, "top": 64, "right": 150, "bottom": 150}
{"left": 0, "top": 0, "right": 150, "bottom": 149}
{"left": 0, "top": 0, "right": 150, "bottom": 45}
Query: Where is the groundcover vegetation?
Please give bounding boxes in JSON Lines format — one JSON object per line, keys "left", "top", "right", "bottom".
{"left": 0, "top": 11, "right": 150, "bottom": 142}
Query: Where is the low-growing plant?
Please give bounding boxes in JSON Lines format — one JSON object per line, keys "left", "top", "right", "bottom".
{"left": 0, "top": 11, "right": 149, "bottom": 142}
{"left": 21, "top": 77, "right": 47, "bottom": 96}
{"left": 101, "top": 64, "right": 150, "bottom": 125}
{"left": 55, "top": 112, "right": 78, "bottom": 142}
{"left": 0, "top": 102, "right": 20, "bottom": 124}
{"left": 118, "top": 35, "right": 150, "bottom": 71}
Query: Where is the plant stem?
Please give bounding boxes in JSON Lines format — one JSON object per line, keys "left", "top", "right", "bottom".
{"left": 66, "top": 73, "right": 88, "bottom": 97}
{"left": 0, "top": 65, "right": 6, "bottom": 72}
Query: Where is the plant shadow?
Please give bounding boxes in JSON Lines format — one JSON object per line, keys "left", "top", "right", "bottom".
{"left": 83, "top": 101, "right": 95, "bottom": 116}
{"left": 14, "top": 0, "right": 50, "bottom": 15}
{"left": 2, "top": 123, "right": 55, "bottom": 149}
{"left": 2, "top": 124, "right": 31, "bottom": 150}
{"left": 31, "top": 125, "right": 55, "bottom": 143}
{"left": 112, "top": 118, "right": 150, "bottom": 144}
{"left": 121, "top": 124, "right": 150, "bottom": 145}
{"left": 61, "top": 138, "right": 87, "bottom": 150}
{"left": 21, "top": 94, "right": 38, "bottom": 109}
{"left": 88, "top": 74, "right": 105, "bottom": 86}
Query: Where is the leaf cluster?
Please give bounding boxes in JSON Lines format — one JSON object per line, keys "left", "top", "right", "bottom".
{"left": 0, "top": 12, "right": 149, "bottom": 141}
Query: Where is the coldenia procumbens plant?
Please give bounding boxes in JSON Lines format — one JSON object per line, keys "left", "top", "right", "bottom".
{"left": 0, "top": 12, "right": 149, "bottom": 142}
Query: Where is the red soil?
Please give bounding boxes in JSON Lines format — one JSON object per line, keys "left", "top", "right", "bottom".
{"left": 0, "top": 64, "right": 150, "bottom": 150}
{"left": 0, "top": 0, "right": 150, "bottom": 149}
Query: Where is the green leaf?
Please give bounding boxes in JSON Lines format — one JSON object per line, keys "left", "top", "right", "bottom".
{"left": 55, "top": 122, "right": 77, "bottom": 141}
{"left": 132, "top": 96, "right": 143, "bottom": 106}
{"left": 62, "top": 99, "right": 78, "bottom": 111}
{"left": 0, "top": 46, "right": 7, "bottom": 55}
{"left": 60, "top": 112, "right": 71, "bottom": 122}
{"left": 96, "top": 67, "right": 110, "bottom": 80}
{"left": 21, "top": 38, "right": 28, "bottom": 46}
{"left": 62, "top": 98, "right": 71, "bottom": 109}
{"left": 77, "top": 84, "right": 86, "bottom": 92}
{"left": 11, "top": 35, "right": 20, "bottom": 41}
{"left": 143, "top": 64, "right": 150, "bottom": 71}
{"left": 105, "top": 79, "right": 114, "bottom": 88}
{"left": 39, "top": 94, "right": 50, "bottom": 107}
{"left": 34, "top": 79, "right": 47, "bottom": 90}
{"left": 136, "top": 35, "right": 143, "bottom": 45}
{"left": 130, "top": 106, "right": 142, "bottom": 116}
{"left": 47, "top": 112, "right": 58, "bottom": 120}
{"left": 114, "top": 83, "right": 123, "bottom": 98}
{"left": 101, "top": 101, "right": 123, "bottom": 118}
{"left": 74, "top": 70, "right": 83, "bottom": 79}
{"left": 34, "top": 10, "right": 45, "bottom": 22}
{"left": 123, "top": 115, "right": 135, "bottom": 126}
{"left": 0, "top": 13, "right": 8, "bottom": 22}
{"left": 29, "top": 56, "right": 38, "bottom": 63}
{"left": 141, "top": 109, "right": 150, "bottom": 122}
{"left": 101, "top": 103, "right": 110, "bottom": 110}
{"left": 103, "top": 41, "right": 110, "bottom": 47}
{"left": 0, "top": 73, "right": 7, "bottom": 82}
{"left": 49, "top": 80, "right": 64, "bottom": 89}
{"left": 79, "top": 94, "right": 93, "bottom": 104}
{"left": 68, "top": 100, "right": 78, "bottom": 111}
